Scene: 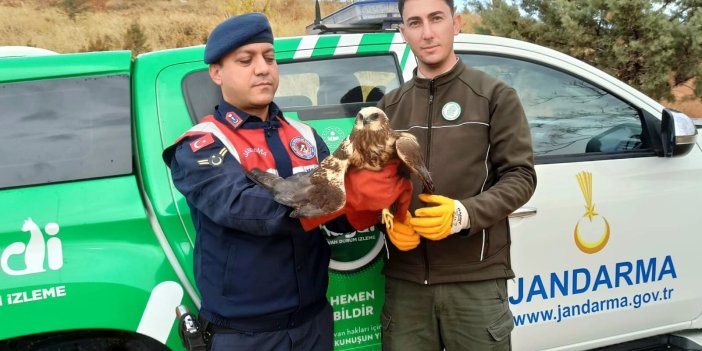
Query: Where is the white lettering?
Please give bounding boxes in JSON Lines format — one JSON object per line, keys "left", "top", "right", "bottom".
{"left": 242, "top": 147, "right": 268, "bottom": 158}
{"left": 5, "top": 285, "right": 67, "bottom": 305}
{"left": 333, "top": 305, "right": 374, "bottom": 321}
{"left": 333, "top": 334, "right": 375, "bottom": 347}
{"left": 329, "top": 291, "right": 375, "bottom": 306}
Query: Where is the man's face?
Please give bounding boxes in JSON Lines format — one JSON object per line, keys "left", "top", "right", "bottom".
{"left": 400, "top": 0, "right": 460, "bottom": 72}
{"left": 209, "top": 42, "right": 279, "bottom": 112}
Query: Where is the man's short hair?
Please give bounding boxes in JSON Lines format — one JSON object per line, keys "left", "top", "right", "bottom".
{"left": 398, "top": 0, "right": 455, "bottom": 19}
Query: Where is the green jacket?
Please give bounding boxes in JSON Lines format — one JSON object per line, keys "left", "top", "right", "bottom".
{"left": 378, "top": 59, "right": 537, "bottom": 284}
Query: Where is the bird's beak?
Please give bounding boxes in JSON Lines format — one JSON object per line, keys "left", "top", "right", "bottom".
{"left": 362, "top": 117, "right": 370, "bottom": 126}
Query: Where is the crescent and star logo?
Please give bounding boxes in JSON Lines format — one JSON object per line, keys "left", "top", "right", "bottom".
{"left": 189, "top": 134, "right": 214, "bottom": 153}
{"left": 193, "top": 139, "right": 207, "bottom": 149}
{"left": 573, "top": 171, "right": 610, "bottom": 254}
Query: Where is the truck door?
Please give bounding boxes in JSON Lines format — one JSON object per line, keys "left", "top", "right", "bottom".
{"left": 154, "top": 33, "right": 410, "bottom": 351}
{"left": 0, "top": 51, "right": 188, "bottom": 350}
{"left": 456, "top": 49, "right": 702, "bottom": 350}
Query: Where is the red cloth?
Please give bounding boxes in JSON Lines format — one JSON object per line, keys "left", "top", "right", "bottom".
{"left": 299, "top": 159, "right": 413, "bottom": 231}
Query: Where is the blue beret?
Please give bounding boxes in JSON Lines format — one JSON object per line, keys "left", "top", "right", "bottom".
{"left": 204, "top": 13, "right": 274, "bottom": 64}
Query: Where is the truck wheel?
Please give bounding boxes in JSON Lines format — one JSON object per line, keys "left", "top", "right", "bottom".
{"left": 0, "top": 330, "right": 169, "bottom": 351}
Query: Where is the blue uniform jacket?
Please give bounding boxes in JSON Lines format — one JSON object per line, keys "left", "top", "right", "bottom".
{"left": 163, "top": 101, "right": 339, "bottom": 331}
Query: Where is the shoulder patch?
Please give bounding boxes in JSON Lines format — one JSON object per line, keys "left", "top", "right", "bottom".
{"left": 190, "top": 134, "right": 215, "bottom": 153}
{"left": 198, "top": 148, "right": 228, "bottom": 167}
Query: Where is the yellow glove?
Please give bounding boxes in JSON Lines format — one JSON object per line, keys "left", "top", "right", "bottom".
{"left": 410, "top": 194, "right": 469, "bottom": 241}
{"left": 386, "top": 211, "right": 420, "bottom": 251}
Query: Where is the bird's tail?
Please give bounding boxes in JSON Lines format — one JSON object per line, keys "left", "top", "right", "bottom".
{"left": 416, "top": 164, "right": 435, "bottom": 194}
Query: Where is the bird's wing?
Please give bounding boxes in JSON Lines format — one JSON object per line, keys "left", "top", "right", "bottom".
{"left": 246, "top": 168, "right": 283, "bottom": 193}
{"left": 395, "top": 132, "right": 434, "bottom": 193}
{"left": 246, "top": 169, "right": 312, "bottom": 207}
{"left": 247, "top": 139, "right": 354, "bottom": 218}
{"left": 293, "top": 138, "right": 353, "bottom": 217}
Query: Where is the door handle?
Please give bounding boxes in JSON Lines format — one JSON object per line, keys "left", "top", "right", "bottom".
{"left": 509, "top": 206, "right": 537, "bottom": 218}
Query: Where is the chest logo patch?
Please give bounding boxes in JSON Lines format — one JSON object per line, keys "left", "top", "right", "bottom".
{"left": 442, "top": 101, "right": 462, "bottom": 121}
{"left": 290, "top": 136, "right": 316, "bottom": 160}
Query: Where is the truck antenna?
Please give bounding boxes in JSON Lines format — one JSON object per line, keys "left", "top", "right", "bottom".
{"left": 314, "top": 0, "right": 322, "bottom": 25}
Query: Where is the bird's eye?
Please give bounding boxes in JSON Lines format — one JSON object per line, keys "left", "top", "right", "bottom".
{"left": 369, "top": 113, "right": 379, "bottom": 121}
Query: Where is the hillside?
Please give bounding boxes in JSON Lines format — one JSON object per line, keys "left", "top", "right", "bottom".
{"left": 0, "top": 0, "right": 699, "bottom": 117}
{"left": 0, "top": 0, "right": 341, "bottom": 53}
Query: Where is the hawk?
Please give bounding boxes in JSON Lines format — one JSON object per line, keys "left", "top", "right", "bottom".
{"left": 247, "top": 106, "right": 433, "bottom": 230}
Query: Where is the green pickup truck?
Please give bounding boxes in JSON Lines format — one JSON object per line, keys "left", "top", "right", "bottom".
{"left": 2, "top": 30, "right": 701, "bottom": 351}
{"left": 0, "top": 33, "right": 406, "bottom": 351}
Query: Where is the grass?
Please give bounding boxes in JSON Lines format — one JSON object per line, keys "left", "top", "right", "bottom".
{"left": 0, "top": 0, "right": 352, "bottom": 53}
{"left": 0, "top": 0, "right": 481, "bottom": 53}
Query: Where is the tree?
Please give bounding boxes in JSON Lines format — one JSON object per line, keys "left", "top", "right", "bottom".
{"left": 82, "top": 34, "right": 116, "bottom": 52}
{"left": 467, "top": 0, "right": 702, "bottom": 102}
{"left": 60, "top": 0, "right": 89, "bottom": 21}
{"left": 123, "top": 22, "right": 150, "bottom": 58}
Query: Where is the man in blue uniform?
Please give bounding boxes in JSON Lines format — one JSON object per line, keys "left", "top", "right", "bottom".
{"left": 162, "top": 13, "right": 393, "bottom": 351}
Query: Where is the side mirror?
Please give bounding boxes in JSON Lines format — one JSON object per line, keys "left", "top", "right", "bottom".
{"left": 661, "top": 109, "right": 698, "bottom": 157}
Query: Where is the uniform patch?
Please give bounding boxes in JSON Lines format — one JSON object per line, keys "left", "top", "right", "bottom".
{"left": 198, "top": 148, "right": 228, "bottom": 167}
{"left": 190, "top": 134, "right": 215, "bottom": 153}
{"left": 290, "top": 136, "right": 316, "bottom": 160}
{"left": 441, "top": 101, "right": 462, "bottom": 121}
{"left": 225, "top": 111, "right": 243, "bottom": 129}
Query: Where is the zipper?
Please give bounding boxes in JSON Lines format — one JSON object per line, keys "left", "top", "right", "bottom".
{"left": 425, "top": 79, "right": 435, "bottom": 167}
{"left": 422, "top": 239, "right": 430, "bottom": 285}
{"left": 422, "top": 80, "right": 436, "bottom": 285}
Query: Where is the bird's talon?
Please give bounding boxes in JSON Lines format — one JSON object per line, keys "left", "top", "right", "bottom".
{"left": 381, "top": 208, "right": 394, "bottom": 232}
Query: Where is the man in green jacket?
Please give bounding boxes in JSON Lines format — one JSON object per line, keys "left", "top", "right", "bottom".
{"left": 378, "top": 0, "right": 537, "bottom": 349}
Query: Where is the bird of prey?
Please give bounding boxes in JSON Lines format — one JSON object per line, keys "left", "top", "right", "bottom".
{"left": 247, "top": 106, "right": 433, "bottom": 230}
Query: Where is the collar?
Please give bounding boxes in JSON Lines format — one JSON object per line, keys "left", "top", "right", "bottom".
{"left": 413, "top": 57, "right": 465, "bottom": 89}
{"left": 417, "top": 56, "right": 460, "bottom": 79}
{"left": 214, "top": 99, "right": 285, "bottom": 130}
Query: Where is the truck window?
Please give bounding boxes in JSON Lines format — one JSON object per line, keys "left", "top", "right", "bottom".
{"left": 458, "top": 54, "right": 650, "bottom": 161}
{"left": 277, "top": 55, "right": 400, "bottom": 117}
{"left": 0, "top": 75, "right": 132, "bottom": 189}
{"left": 181, "top": 54, "right": 401, "bottom": 123}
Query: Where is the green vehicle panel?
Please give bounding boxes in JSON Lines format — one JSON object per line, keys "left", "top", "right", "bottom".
{"left": 1, "top": 33, "right": 404, "bottom": 350}
{"left": 0, "top": 51, "right": 195, "bottom": 350}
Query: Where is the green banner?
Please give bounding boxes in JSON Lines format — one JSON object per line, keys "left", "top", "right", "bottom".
{"left": 325, "top": 225, "right": 385, "bottom": 350}
{"left": 285, "top": 111, "right": 386, "bottom": 350}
